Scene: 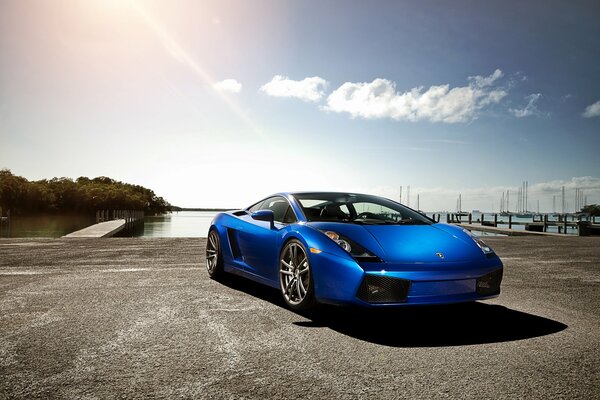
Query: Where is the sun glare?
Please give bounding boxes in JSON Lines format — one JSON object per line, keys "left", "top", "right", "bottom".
{"left": 112, "top": 0, "right": 268, "bottom": 142}
{"left": 100, "top": 0, "right": 135, "bottom": 8}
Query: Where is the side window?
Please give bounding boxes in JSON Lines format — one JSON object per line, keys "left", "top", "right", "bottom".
{"left": 248, "top": 200, "right": 264, "bottom": 212}
{"left": 260, "top": 197, "right": 296, "bottom": 224}
{"left": 283, "top": 206, "right": 297, "bottom": 224}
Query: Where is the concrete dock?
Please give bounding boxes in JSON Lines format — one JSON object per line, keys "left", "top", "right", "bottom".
{"left": 62, "top": 219, "right": 127, "bottom": 238}
{"left": 0, "top": 237, "right": 598, "bottom": 399}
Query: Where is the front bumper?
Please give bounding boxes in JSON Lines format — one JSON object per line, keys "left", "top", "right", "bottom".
{"left": 310, "top": 251, "right": 503, "bottom": 307}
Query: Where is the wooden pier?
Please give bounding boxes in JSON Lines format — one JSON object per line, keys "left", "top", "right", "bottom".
{"left": 439, "top": 212, "right": 600, "bottom": 236}
{"left": 63, "top": 210, "right": 144, "bottom": 238}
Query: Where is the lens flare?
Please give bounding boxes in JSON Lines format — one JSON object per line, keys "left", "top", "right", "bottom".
{"left": 128, "top": 1, "right": 267, "bottom": 141}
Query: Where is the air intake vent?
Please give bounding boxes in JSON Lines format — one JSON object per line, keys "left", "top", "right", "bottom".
{"left": 476, "top": 269, "right": 503, "bottom": 295}
{"left": 226, "top": 228, "right": 242, "bottom": 259}
{"left": 357, "top": 275, "right": 410, "bottom": 304}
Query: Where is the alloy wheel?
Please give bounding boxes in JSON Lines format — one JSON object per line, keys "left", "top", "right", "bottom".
{"left": 206, "top": 230, "right": 220, "bottom": 274}
{"left": 279, "top": 241, "right": 310, "bottom": 306}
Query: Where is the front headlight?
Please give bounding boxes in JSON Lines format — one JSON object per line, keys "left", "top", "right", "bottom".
{"left": 323, "top": 231, "right": 352, "bottom": 252}
{"left": 462, "top": 228, "right": 493, "bottom": 255}
{"left": 320, "top": 230, "right": 381, "bottom": 262}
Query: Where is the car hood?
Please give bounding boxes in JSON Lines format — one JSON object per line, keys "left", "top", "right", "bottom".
{"left": 306, "top": 222, "right": 484, "bottom": 263}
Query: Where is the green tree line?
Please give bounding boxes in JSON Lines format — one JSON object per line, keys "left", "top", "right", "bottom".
{"left": 0, "top": 169, "right": 171, "bottom": 215}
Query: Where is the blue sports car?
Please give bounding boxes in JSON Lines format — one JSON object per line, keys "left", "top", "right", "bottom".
{"left": 206, "top": 192, "right": 503, "bottom": 311}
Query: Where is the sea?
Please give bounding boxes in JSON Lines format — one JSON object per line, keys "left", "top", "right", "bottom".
{"left": 0, "top": 211, "right": 216, "bottom": 238}
{"left": 138, "top": 211, "right": 216, "bottom": 238}
{"left": 0, "top": 210, "right": 582, "bottom": 238}
{"left": 0, "top": 214, "right": 96, "bottom": 238}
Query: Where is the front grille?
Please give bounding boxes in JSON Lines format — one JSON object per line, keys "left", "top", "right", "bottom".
{"left": 357, "top": 275, "right": 410, "bottom": 304}
{"left": 476, "top": 269, "right": 503, "bottom": 296}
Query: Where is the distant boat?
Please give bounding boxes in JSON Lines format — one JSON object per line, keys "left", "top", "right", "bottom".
{"left": 455, "top": 194, "right": 468, "bottom": 216}
{"left": 499, "top": 211, "right": 512, "bottom": 217}
{"left": 515, "top": 212, "right": 533, "bottom": 218}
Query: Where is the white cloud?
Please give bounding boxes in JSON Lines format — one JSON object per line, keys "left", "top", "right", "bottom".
{"left": 509, "top": 93, "right": 543, "bottom": 118}
{"left": 324, "top": 70, "right": 507, "bottom": 123}
{"left": 260, "top": 75, "right": 328, "bottom": 102}
{"left": 532, "top": 176, "right": 600, "bottom": 193}
{"left": 213, "top": 79, "right": 242, "bottom": 93}
{"left": 582, "top": 100, "right": 600, "bottom": 118}
{"left": 468, "top": 69, "right": 504, "bottom": 87}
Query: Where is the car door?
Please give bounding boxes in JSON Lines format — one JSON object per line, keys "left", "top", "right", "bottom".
{"left": 236, "top": 196, "right": 297, "bottom": 283}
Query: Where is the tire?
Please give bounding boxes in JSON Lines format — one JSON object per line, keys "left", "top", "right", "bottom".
{"left": 279, "top": 239, "right": 316, "bottom": 311}
{"left": 206, "top": 229, "right": 224, "bottom": 279}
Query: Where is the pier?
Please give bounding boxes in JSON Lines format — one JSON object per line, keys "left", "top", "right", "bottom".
{"left": 439, "top": 212, "right": 600, "bottom": 236}
{"left": 62, "top": 210, "right": 144, "bottom": 238}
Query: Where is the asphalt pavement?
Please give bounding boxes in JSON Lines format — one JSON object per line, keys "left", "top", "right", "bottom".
{"left": 0, "top": 236, "right": 598, "bottom": 399}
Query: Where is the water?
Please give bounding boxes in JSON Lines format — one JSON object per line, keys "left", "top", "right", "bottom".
{"left": 0, "top": 211, "right": 217, "bottom": 238}
{"left": 1, "top": 210, "right": 582, "bottom": 238}
{"left": 139, "top": 211, "right": 217, "bottom": 238}
{"left": 143, "top": 211, "right": 582, "bottom": 238}
{"left": 140, "top": 211, "right": 512, "bottom": 238}
{"left": 0, "top": 214, "right": 96, "bottom": 238}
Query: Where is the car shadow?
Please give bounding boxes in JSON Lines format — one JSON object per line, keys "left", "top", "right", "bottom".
{"left": 296, "top": 303, "right": 568, "bottom": 347}
{"left": 217, "top": 275, "right": 568, "bottom": 348}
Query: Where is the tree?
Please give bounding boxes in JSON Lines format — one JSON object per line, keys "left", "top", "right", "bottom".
{"left": 581, "top": 204, "right": 600, "bottom": 216}
{"left": 0, "top": 169, "right": 28, "bottom": 211}
{"left": 0, "top": 169, "right": 172, "bottom": 215}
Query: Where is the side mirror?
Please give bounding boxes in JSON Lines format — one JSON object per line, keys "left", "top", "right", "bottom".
{"left": 251, "top": 210, "right": 275, "bottom": 229}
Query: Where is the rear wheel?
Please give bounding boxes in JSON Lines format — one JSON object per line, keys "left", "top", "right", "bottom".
{"left": 279, "top": 239, "right": 316, "bottom": 311}
{"left": 206, "top": 229, "right": 224, "bottom": 279}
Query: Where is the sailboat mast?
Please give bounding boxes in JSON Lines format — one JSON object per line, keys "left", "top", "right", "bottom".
{"left": 526, "top": 181, "right": 528, "bottom": 213}
{"left": 522, "top": 182, "right": 524, "bottom": 213}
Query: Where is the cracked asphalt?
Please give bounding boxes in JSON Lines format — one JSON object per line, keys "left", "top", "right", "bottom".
{"left": 0, "top": 236, "right": 598, "bottom": 399}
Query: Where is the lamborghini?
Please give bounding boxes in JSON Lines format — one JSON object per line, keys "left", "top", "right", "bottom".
{"left": 206, "top": 192, "right": 503, "bottom": 311}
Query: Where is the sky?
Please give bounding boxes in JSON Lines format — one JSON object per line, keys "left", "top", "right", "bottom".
{"left": 1, "top": 0, "right": 599, "bottom": 211}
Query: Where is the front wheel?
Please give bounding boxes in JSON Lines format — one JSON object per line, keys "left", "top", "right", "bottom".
{"left": 206, "top": 229, "right": 224, "bottom": 279}
{"left": 279, "top": 239, "right": 316, "bottom": 311}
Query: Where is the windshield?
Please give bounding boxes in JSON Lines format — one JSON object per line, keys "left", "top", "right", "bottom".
{"left": 293, "top": 193, "right": 433, "bottom": 225}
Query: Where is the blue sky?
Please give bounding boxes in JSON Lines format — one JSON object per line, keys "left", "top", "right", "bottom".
{"left": 0, "top": 0, "right": 599, "bottom": 210}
